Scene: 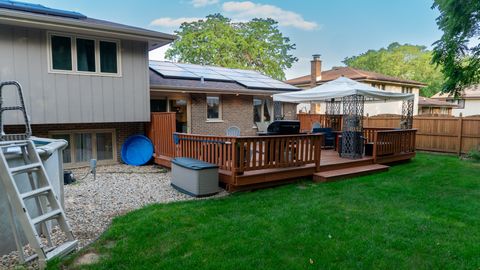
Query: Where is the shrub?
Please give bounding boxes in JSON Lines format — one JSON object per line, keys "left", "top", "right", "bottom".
{"left": 467, "top": 149, "right": 480, "bottom": 162}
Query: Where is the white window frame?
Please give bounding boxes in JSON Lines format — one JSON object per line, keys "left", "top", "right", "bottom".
{"left": 47, "top": 32, "right": 122, "bottom": 77}
{"left": 206, "top": 95, "right": 222, "bottom": 122}
{"left": 49, "top": 129, "right": 117, "bottom": 168}
{"left": 253, "top": 97, "right": 273, "bottom": 123}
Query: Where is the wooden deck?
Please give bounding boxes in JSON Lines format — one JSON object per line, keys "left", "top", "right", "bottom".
{"left": 147, "top": 113, "right": 417, "bottom": 192}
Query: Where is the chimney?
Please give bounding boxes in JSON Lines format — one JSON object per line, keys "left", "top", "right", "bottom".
{"left": 311, "top": 54, "right": 322, "bottom": 87}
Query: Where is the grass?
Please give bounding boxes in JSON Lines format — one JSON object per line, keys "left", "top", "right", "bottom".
{"left": 49, "top": 153, "right": 480, "bottom": 270}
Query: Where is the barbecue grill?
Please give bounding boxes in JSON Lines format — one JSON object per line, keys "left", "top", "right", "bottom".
{"left": 258, "top": 120, "right": 301, "bottom": 135}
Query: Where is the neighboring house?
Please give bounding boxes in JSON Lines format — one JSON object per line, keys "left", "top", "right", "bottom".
{"left": 431, "top": 85, "right": 480, "bottom": 116}
{"left": 149, "top": 61, "right": 299, "bottom": 136}
{"left": 286, "top": 55, "right": 426, "bottom": 116}
{"left": 0, "top": 0, "right": 175, "bottom": 166}
{"left": 418, "top": 96, "right": 457, "bottom": 116}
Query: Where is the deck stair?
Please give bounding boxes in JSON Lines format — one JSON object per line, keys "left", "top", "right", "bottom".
{"left": 313, "top": 164, "right": 389, "bottom": 182}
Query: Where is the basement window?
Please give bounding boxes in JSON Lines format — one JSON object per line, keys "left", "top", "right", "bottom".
{"left": 50, "top": 129, "right": 116, "bottom": 167}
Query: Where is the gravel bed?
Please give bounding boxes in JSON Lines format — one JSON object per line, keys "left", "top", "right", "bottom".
{"left": 1, "top": 164, "right": 227, "bottom": 269}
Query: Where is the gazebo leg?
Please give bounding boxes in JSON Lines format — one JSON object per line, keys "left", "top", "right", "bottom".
{"left": 401, "top": 99, "right": 414, "bottom": 129}
{"left": 340, "top": 94, "right": 364, "bottom": 159}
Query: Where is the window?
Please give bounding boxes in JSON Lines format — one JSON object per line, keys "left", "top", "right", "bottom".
{"left": 48, "top": 32, "right": 120, "bottom": 76}
{"left": 207, "top": 96, "right": 221, "bottom": 120}
{"left": 371, "top": 83, "right": 385, "bottom": 90}
{"left": 51, "top": 35, "right": 72, "bottom": 70}
{"left": 50, "top": 130, "right": 116, "bottom": 166}
{"left": 253, "top": 98, "right": 272, "bottom": 123}
{"left": 100, "top": 41, "right": 118, "bottom": 73}
{"left": 76, "top": 38, "right": 96, "bottom": 72}
{"left": 402, "top": 86, "right": 413, "bottom": 94}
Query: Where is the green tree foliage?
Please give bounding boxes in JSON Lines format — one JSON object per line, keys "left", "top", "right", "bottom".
{"left": 343, "top": 43, "right": 444, "bottom": 97}
{"left": 165, "top": 14, "right": 297, "bottom": 80}
{"left": 432, "top": 0, "right": 480, "bottom": 97}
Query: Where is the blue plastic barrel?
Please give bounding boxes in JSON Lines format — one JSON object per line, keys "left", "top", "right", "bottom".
{"left": 121, "top": 135, "right": 154, "bottom": 166}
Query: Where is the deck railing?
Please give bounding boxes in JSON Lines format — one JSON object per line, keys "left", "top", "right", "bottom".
{"left": 372, "top": 129, "right": 417, "bottom": 162}
{"left": 363, "top": 127, "right": 395, "bottom": 143}
{"left": 174, "top": 133, "right": 323, "bottom": 174}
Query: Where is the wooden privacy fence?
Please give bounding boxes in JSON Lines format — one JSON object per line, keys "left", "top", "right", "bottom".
{"left": 298, "top": 114, "right": 343, "bottom": 132}
{"left": 173, "top": 133, "right": 323, "bottom": 174}
{"left": 299, "top": 113, "right": 480, "bottom": 154}
{"left": 146, "top": 112, "right": 176, "bottom": 166}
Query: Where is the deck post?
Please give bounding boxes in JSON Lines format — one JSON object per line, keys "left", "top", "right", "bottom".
{"left": 372, "top": 131, "right": 378, "bottom": 163}
{"left": 314, "top": 135, "right": 322, "bottom": 172}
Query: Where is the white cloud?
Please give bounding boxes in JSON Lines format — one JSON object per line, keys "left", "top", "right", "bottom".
{"left": 222, "top": 1, "right": 319, "bottom": 30}
{"left": 191, "top": 0, "right": 219, "bottom": 7}
{"left": 150, "top": 17, "right": 202, "bottom": 28}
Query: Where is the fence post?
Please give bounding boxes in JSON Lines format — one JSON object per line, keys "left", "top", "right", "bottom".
{"left": 457, "top": 113, "right": 463, "bottom": 156}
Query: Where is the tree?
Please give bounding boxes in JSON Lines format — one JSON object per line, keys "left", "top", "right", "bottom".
{"left": 431, "top": 0, "right": 480, "bottom": 97}
{"left": 343, "top": 42, "right": 444, "bottom": 97}
{"left": 165, "top": 14, "right": 297, "bottom": 80}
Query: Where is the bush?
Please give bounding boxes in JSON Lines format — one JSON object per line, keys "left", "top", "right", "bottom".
{"left": 467, "top": 149, "right": 480, "bottom": 162}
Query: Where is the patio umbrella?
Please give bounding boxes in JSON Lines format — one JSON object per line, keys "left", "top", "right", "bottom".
{"left": 273, "top": 76, "right": 414, "bottom": 103}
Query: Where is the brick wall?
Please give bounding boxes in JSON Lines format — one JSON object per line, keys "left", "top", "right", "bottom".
{"left": 4, "top": 122, "right": 145, "bottom": 162}
{"left": 190, "top": 94, "right": 299, "bottom": 136}
{"left": 191, "top": 94, "right": 257, "bottom": 136}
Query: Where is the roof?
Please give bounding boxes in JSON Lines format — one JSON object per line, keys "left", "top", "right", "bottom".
{"left": 431, "top": 84, "right": 480, "bottom": 99}
{"left": 418, "top": 97, "right": 457, "bottom": 107}
{"left": 0, "top": 0, "right": 175, "bottom": 50}
{"left": 285, "top": 66, "right": 426, "bottom": 87}
{"left": 149, "top": 61, "right": 300, "bottom": 95}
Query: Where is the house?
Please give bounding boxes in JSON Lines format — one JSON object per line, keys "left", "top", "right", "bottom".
{"left": 0, "top": 1, "right": 300, "bottom": 167}
{"left": 418, "top": 96, "right": 457, "bottom": 116}
{"left": 0, "top": 0, "right": 175, "bottom": 167}
{"left": 149, "top": 61, "right": 299, "bottom": 136}
{"left": 431, "top": 85, "right": 480, "bottom": 116}
{"left": 286, "top": 55, "right": 426, "bottom": 116}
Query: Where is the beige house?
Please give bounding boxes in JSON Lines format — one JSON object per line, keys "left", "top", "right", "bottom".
{"left": 286, "top": 55, "right": 426, "bottom": 116}
{"left": 431, "top": 85, "right": 480, "bottom": 116}
{"left": 418, "top": 97, "right": 456, "bottom": 115}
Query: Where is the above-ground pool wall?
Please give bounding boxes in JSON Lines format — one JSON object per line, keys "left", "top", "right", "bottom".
{"left": 0, "top": 138, "right": 66, "bottom": 255}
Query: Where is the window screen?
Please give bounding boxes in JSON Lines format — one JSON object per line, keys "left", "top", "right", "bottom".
{"left": 76, "top": 38, "right": 96, "bottom": 72}
{"left": 51, "top": 35, "right": 72, "bottom": 70}
{"left": 207, "top": 96, "right": 220, "bottom": 119}
{"left": 100, "top": 41, "right": 118, "bottom": 73}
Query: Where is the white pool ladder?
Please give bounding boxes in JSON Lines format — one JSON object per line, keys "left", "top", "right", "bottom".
{"left": 0, "top": 81, "right": 77, "bottom": 269}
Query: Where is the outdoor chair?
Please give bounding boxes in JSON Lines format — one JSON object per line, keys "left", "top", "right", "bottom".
{"left": 311, "top": 122, "right": 322, "bottom": 133}
{"left": 313, "top": 127, "right": 335, "bottom": 148}
{"left": 226, "top": 126, "right": 241, "bottom": 136}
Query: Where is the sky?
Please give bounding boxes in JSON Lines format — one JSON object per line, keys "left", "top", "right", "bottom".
{"left": 32, "top": 0, "right": 442, "bottom": 79}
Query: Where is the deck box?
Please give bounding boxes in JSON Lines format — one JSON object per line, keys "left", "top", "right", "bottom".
{"left": 171, "top": 157, "right": 219, "bottom": 197}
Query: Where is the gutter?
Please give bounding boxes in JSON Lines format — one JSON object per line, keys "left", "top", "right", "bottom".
{"left": 150, "top": 86, "right": 286, "bottom": 96}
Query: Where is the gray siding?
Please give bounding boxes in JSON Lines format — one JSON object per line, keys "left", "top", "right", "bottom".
{"left": 0, "top": 25, "right": 150, "bottom": 125}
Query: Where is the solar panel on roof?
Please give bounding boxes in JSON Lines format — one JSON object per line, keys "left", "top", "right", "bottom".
{"left": 149, "top": 61, "right": 299, "bottom": 90}
{"left": 0, "top": 0, "right": 87, "bottom": 19}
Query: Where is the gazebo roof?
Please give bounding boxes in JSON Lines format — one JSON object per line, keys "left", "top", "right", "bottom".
{"left": 274, "top": 77, "right": 415, "bottom": 103}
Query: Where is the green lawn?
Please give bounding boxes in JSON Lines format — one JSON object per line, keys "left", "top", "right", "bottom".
{"left": 50, "top": 153, "right": 480, "bottom": 270}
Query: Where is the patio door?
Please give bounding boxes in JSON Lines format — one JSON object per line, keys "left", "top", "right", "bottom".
{"left": 169, "top": 99, "right": 188, "bottom": 133}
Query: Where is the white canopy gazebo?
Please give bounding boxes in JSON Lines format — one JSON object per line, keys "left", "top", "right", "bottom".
{"left": 273, "top": 77, "right": 415, "bottom": 159}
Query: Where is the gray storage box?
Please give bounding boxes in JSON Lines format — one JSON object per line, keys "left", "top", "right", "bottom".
{"left": 171, "top": 158, "right": 219, "bottom": 197}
